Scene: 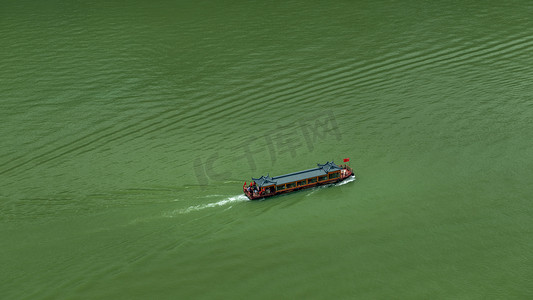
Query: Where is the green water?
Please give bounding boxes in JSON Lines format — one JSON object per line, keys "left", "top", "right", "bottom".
{"left": 2, "top": 1, "right": 533, "bottom": 299}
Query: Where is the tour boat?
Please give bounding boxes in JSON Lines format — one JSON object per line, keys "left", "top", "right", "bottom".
{"left": 243, "top": 160, "right": 354, "bottom": 200}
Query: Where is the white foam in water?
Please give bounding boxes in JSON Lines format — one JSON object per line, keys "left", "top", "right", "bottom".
{"left": 336, "top": 175, "right": 356, "bottom": 186}
{"left": 176, "top": 194, "right": 249, "bottom": 214}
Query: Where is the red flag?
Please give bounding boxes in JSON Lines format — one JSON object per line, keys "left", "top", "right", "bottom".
{"left": 343, "top": 158, "right": 350, "bottom": 162}
{"left": 243, "top": 181, "right": 246, "bottom": 187}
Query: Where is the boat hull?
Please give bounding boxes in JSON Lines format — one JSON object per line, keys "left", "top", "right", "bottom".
{"left": 244, "top": 167, "right": 354, "bottom": 200}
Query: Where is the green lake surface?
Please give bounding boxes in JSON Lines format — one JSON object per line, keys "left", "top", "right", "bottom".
{"left": 1, "top": 1, "right": 533, "bottom": 299}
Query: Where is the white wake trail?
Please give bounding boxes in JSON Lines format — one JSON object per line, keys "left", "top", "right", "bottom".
{"left": 176, "top": 194, "right": 249, "bottom": 214}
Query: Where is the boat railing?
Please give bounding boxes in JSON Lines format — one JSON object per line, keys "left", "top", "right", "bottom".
{"left": 340, "top": 164, "right": 352, "bottom": 170}
{"left": 339, "top": 164, "right": 353, "bottom": 177}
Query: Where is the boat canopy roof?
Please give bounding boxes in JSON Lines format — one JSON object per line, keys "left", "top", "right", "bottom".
{"left": 252, "top": 161, "right": 342, "bottom": 187}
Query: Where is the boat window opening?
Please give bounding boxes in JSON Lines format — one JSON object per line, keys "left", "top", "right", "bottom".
{"left": 297, "top": 180, "right": 306, "bottom": 186}
{"left": 329, "top": 172, "right": 340, "bottom": 179}
{"left": 286, "top": 182, "right": 296, "bottom": 189}
{"left": 318, "top": 175, "right": 328, "bottom": 181}
{"left": 307, "top": 177, "right": 317, "bottom": 184}
{"left": 276, "top": 185, "right": 285, "bottom": 191}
